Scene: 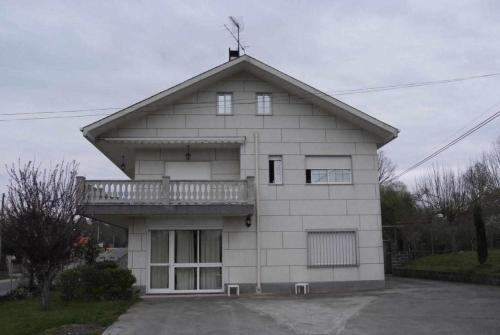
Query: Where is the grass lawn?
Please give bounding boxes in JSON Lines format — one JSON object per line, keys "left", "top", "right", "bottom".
{"left": 0, "top": 292, "right": 137, "bottom": 335}
{"left": 405, "top": 249, "right": 500, "bottom": 275}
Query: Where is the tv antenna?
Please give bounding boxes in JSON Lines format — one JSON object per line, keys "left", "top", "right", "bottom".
{"left": 224, "top": 16, "right": 246, "bottom": 55}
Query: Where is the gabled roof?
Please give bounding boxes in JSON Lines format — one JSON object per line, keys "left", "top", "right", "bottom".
{"left": 81, "top": 54, "right": 398, "bottom": 145}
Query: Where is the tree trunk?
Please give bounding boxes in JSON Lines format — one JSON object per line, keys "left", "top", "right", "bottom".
{"left": 450, "top": 225, "right": 458, "bottom": 252}
{"left": 40, "top": 276, "right": 51, "bottom": 310}
{"left": 473, "top": 203, "right": 488, "bottom": 264}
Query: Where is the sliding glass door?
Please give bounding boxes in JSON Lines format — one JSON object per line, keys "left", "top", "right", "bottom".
{"left": 148, "top": 229, "right": 222, "bottom": 293}
{"left": 150, "top": 230, "right": 170, "bottom": 290}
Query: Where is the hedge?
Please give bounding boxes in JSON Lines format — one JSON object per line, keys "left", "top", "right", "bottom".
{"left": 58, "top": 261, "right": 136, "bottom": 301}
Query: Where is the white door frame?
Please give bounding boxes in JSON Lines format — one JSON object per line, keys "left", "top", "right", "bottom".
{"left": 146, "top": 227, "right": 224, "bottom": 294}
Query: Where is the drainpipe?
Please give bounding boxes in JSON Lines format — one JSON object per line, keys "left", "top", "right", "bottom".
{"left": 254, "top": 132, "right": 262, "bottom": 293}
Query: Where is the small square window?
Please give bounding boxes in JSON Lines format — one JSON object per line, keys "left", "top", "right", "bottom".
{"left": 257, "top": 94, "right": 272, "bottom": 115}
{"left": 217, "top": 93, "right": 232, "bottom": 115}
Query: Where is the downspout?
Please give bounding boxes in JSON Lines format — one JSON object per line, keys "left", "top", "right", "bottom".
{"left": 254, "top": 132, "right": 261, "bottom": 293}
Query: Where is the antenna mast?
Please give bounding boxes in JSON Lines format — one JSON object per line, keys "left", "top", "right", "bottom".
{"left": 225, "top": 16, "right": 245, "bottom": 60}
{"left": 229, "top": 16, "right": 241, "bottom": 54}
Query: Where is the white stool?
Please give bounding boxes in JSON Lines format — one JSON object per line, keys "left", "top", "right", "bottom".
{"left": 227, "top": 284, "right": 240, "bottom": 297}
{"left": 295, "top": 283, "right": 309, "bottom": 295}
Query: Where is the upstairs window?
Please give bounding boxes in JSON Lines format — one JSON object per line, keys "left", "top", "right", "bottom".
{"left": 257, "top": 94, "right": 272, "bottom": 115}
{"left": 305, "top": 156, "right": 352, "bottom": 184}
{"left": 217, "top": 93, "right": 232, "bottom": 115}
{"left": 269, "top": 155, "right": 283, "bottom": 184}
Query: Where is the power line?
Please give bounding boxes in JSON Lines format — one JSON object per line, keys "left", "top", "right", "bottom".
{"left": 411, "top": 99, "right": 500, "bottom": 162}
{"left": 1, "top": 71, "right": 500, "bottom": 121}
{"left": 0, "top": 107, "right": 120, "bottom": 116}
{"left": 331, "top": 72, "right": 500, "bottom": 95}
{"left": 0, "top": 113, "right": 112, "bottom": 122}
{"left": 394, "top": 109, "right": 500, "bottom": 180}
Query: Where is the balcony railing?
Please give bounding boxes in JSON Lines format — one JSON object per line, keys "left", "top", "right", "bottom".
{"left": 77, "top": 176, "right": 255, "bottom": 205}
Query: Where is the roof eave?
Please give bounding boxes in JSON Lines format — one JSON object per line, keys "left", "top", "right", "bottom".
{"left": 81, "top": 54, "right": 399, "bottom": 146}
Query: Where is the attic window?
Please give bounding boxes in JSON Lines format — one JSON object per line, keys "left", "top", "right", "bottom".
{"left": 257, "top": 94, "right": 272, "bottom": 115}
{"left": 217, "top": 93, "right": 232, "bottom": 115}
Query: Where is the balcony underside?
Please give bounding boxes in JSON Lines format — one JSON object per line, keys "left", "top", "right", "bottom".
{"left": 78, "top": 203, "right": 254, "bottom": 217}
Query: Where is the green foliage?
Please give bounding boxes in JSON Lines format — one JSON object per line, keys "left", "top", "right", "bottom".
{"left": 405, "top": 249, "right": 500, "bottom": 275}
{"left": 0, "top": 292, "right": 136, "bottom": 335}
{"left": 58, "top": 263, "right": 136, "bottom": 301}
{"left": 381, "top": 182, "right": 417, "bottom": 227}
{"left": 0, "top": 286, "right": 34, "bottom": 301}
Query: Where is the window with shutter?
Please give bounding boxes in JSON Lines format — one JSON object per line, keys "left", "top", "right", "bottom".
{"left": 305, "top": 156, "right": 352, "bottom": 184}
{"left": 307, "top": 231, "right": 358, "bottom": 267}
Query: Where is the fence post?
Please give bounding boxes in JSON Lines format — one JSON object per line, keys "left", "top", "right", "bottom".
{"left": 162, "top": 176, "right": 170, "bottom": 204}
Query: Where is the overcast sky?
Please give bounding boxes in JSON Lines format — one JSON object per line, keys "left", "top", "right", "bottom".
{"left": 1, "top": 0, "right": 499, "bottom": 194}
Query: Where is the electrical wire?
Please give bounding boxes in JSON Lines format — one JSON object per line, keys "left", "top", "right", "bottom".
{"left": 1, "top": 71, "right": 500, "bottom": 122}
{"left": 394, "top": 109, "right": 500, "bottom": 180}
{"left": 0, "top": 113, "right": 113, "bottom": 122}
{"left": 330, "top": 72, "right": 500, "bottom": 95}
{"left": 0, "top": 107, "right": 120, "bottom": 116}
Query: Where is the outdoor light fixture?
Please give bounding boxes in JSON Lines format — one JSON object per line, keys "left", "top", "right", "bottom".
{"left": 120, "top": 155, "right": 126, "bottom": 171}
{"left": 185, "top": 145, "right": 191, "bottom": 161}
{"left": 245, "top": 214, "right": 252, "bottom": 227}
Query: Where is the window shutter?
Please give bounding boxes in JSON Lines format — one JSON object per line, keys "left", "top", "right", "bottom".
{"left": 305, "top": 169, "right": 311, "bottom": 184}
{"left": 306, "top": 156, "right": 352, "bottom": 169}
{"left": 307, "top": 231, "right": 358, "bottom": 266}
{"left": 269, "top": 160, "right": 275, "bottom": 183}
{"left": 269, "top": 156, "right": 282, "bottom": 184}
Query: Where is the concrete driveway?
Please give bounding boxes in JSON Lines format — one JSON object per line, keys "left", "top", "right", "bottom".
{"left": 104, "top": 277, "right": 500, "bottom": 335}
{"left": 0, "top": 278, "right": 18, "bottom": 296}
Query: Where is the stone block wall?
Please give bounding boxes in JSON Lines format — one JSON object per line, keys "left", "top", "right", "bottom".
{"left": 110, "top": 71, "right": 386, "bottom": 289}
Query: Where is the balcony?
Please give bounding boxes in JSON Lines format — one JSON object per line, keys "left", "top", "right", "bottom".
{"left": 77, "top": 176, "right": 255, "bottom": 217}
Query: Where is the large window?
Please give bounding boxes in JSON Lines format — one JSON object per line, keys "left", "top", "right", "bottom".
{"left": 149, "top": 229, "right": 222, "bottom": 293}
{"left": 305, "top": 156, "right": 352, "bottom": 184}
{"left": 217, "top": 93, "right": 232, "bottom": 115}
{"left": 307, "top": 231, "right": 358, "bottom": 267}
{"left": 257, "top": 93, "right": 272, "bottom": 115}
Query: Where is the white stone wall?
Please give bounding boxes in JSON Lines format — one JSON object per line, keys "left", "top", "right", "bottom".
{"left": 113, "top": 71, "right": 384, "bottom": 287}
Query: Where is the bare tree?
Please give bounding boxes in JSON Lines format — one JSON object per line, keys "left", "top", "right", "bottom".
{"left": 485, "top": 137, "right": 500, "bottom": 189}
{"left": 378, "top": 151, "right": 396, "bottom": 186}
{"left": 415, "top": 165, "right": 468, "bottom": 251}
{"left": 0, "top": 161, "right": 82, "bottom": 309}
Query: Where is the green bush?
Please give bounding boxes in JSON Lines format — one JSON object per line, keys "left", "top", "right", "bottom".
{"left": 58, "top": 263, "right": 136, "bottom": 301}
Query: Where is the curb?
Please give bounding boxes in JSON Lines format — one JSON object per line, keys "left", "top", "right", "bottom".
{"left": 393, "top": 268, "right": 500, "bottom": 286}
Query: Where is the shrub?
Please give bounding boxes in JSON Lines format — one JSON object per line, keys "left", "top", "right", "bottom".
{"left": 58, "top": 263, "right": 136, "bottom": 301}
{"left": 0, "top": 286, "right": 34, "bottom": 302}
{"left": 93, "top": 261, "right": 118, "bottom": 270}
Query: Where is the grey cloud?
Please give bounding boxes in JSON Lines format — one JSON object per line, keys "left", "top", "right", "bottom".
{"left": 1, "top": 0, "right": 499, "bottom": 191}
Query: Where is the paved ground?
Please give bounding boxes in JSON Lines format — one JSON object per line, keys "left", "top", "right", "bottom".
{"left": 103, "top": 277, "right": 500, "bottom": 335}
{"left": 0, "top": 278, "right": 18, "bottom": 296}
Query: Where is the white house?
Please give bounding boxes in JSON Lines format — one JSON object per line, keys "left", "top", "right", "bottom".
{"left": 78, "top": 54, "right": 398, "bottom": 294}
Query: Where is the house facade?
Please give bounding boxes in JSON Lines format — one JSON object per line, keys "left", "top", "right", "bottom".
{"left": 78, "top": 55, "right": 398, "bottom": 294}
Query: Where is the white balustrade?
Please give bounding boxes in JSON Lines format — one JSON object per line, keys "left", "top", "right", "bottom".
{"left": 169, "top": 180, "right": 248, "bottom": 204}
{"left": 82, "top": 180, "right": 163, "bottom": 204}
{"left": 79, "top": 178, "right": 254, "bottom": 205}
